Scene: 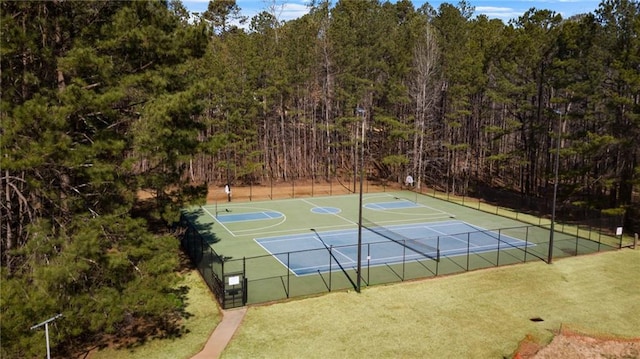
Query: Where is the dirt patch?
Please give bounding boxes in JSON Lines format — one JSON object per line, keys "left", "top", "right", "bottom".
{"left": 514, "top": 328, "right": 640, "bottom": 359}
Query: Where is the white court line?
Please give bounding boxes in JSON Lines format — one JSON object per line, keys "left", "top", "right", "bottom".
{"left": 203, "top": 208, "right": 287, "bottom": 237}
{"left": 244, "top": 223, "right": 355, "bottom": 238}
{"left": 361, "top": 217, "right": 456, "bottom": 228}
{"left": 380, "top": 193, "right": 453, "bottom": 216}
{"left": 442, "top": 241, "right": 529, "bottom": 255}
{"left": 228, "top": 211, "right": 287, "bottom": 235}
{"left": 428, "top": 222, "right": 527, "bottom": 250}
{"left": 324, "top": 246, "right": 356, "bottom": 265}
{"left": 418, "top": 222, "right": 498, "bottom": 249}
{"left": 301, "top": 198, "right": 356, "bottom": 226}
{"left": 363, "top": 220, "right": 503, "bottom": 250}
{"left": 256, "top": 228, "right": 356, "bottom": 244}
{"left": 253, "top": 239, "right": 298, "bottom": 275}
{"left": 263, "top": 211, "right": 280, "bottom": 219}
{"left": 364, "top": 203, "right": 387, "bottom": 210}
{"left": 201, "top": 206, "right": 237, "bottom": 237}
{"left": 254, "top": 232, "right": 357, "bottom": 276}
{"left": 204, "top": 205, "right": 288, "bottom": 237}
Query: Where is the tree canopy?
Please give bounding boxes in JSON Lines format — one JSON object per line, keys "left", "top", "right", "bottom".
{"left": 1, "top": 0, "right": 639, "bottom": 357}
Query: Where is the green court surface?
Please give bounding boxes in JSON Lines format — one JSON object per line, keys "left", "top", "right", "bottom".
{"left": 182, "top": 190, "right": 618, "bottom": 305}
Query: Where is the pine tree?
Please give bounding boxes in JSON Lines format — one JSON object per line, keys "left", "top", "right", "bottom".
{"left": 1, "top": 1, "right": 209, "bottom": 356}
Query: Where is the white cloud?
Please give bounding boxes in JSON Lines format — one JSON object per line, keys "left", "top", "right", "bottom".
{"left": 475, "top": 6, "right": 523, "bottom": 21}
{"left": 476, "top": 6, "right": 515, "bottom": 13}
{"left": 279, "top": 3, "right": 311, "bottom": 21}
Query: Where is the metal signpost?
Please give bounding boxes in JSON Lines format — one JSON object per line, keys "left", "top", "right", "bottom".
{"left": 30, "top": 313, "right": 62, "bottom": 359}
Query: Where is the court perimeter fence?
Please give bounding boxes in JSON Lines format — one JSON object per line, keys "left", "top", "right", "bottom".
{"left": 179, "top": 213, "right": 622, "bottom": 309}
{"left": 210, "top": 177, "right": 634, "bottom": 247}
{"left": 412, "top": 182, "right": 633, "bottom": 247}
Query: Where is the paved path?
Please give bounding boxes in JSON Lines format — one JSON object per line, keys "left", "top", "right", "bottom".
{"left": 191, "top": 307, "right": 247, "bottom": 359}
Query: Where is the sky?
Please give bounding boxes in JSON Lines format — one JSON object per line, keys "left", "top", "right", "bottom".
{"left": 181, "top": 0, "right": 604, "bottom": 24}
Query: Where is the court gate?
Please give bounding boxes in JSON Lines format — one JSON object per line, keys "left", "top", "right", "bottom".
{"left": 221, "top": 271, "right": 247, "bottom": 309}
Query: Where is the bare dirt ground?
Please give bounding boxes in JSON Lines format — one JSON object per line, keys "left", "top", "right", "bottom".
{"left": 514, "top": 329, "right": 640, "bottom": 359}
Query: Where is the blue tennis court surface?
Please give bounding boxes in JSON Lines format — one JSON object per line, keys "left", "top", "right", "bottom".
{"left": 310, "top": 207, "right": 341, "bottom": 214}
{"left": 217, "top": 211, "right": 283, "bottom": 223}
{"left": 255, "top": 220, "right": 533, "bottom": 275}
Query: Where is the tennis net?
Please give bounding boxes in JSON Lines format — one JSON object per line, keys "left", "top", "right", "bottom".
{"left": 361, "top": 218, "right": 440, "bottom": 262}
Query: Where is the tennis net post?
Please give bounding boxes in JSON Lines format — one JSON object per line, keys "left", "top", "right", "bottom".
{"left": 361, "top": 218, "right": 440, "bottom": 262}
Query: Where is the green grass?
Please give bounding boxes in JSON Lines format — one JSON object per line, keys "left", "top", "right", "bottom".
{"left": 86, "top": 249, "right": 639, "bottom": 359}
{"left": 187, "top": 190, "right": 623, "bottom": 305}
{"left": 222, "top": 249, "right": 640, "bottom": 358}
{"left": 89, "top": 270, "right": 220, "bottom": 359}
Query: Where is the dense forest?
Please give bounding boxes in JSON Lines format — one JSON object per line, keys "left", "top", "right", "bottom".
{"left": 1, "top": 0, "right": 638, "bottom": 357}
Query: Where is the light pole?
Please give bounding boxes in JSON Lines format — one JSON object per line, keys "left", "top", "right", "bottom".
{"left": 30, "top": 313, "right": 62, "bottom": 359}
{"left": 356, "top": 106, "right": 366, "bottom": 293}
{"left": 226, "top": 116, "right": 232, "bottom": 202}
{"left": 548, "top": 109, "right": 562, "bottom": 264}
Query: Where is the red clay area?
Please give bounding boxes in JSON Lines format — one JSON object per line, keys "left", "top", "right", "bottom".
{"left": 514, "top": 329, "right": 640, "bottom": 359}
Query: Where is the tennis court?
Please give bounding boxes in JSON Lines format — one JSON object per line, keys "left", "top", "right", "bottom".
{"left": 182, "top": 190, "right": 618, "bottom": 307}
{"left": 256, "top": 220, "right": 531, "bottom": 275}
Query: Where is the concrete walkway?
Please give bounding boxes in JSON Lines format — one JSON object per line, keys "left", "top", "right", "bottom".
{"left": 191, "top": 307, "right": 247, "bottom": 359}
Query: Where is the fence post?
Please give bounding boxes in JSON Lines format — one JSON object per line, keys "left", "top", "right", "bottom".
{"left": 466, "top": 232, "right": 471, "bottom": 271}
{"left": 328, "top": 247, "right": 332, "bottom": 291}
{"left": 402, "top": 243, "right": 406, "bottom": 281}
{"left": 524, "top": 226, "right": 529, "bottom": 262}
{"left": 367, "top": 243, "right": 371, "bottom": 285}
{"left": 436, "top": 236, "right": 440, "bottom": 276}
{"left": 220, "top": 260, "right": 225, "bottom": 309}
{"left": 575, "top": 226, "right": 579, "bottom": 256}
{"left": 619, "top": 229, "right": 623, "bottom": 249}
{"left": 496, "top": 229, "right": 501, "bottom": 266}
{"left": 243, "top": 257, "right": 247, "bottom": 305}
{"left": 634, "top": 233, "right": 638, "bottom": 249}
{"left": 243, "top": 277, "right": 248, "bottom": 305}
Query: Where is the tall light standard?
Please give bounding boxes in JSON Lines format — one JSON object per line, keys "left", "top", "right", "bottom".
{"left": 30, "top": 313, "right": 62, "bottom": 359}
{"left": 548, "top": 109, "right": 562, "bottom": 264}
{"left": 356, "top": 106, "right": 366, "bottom": 292}
{"left": 226, "top": 115, "right": 232, "bottom": 202}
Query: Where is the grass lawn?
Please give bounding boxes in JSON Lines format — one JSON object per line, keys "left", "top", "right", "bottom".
{"left": 223, "top": 249, "right": 640, "bottom": 358}
{"left": 88, "top": 249, "right": 639, "bottom": 359}
{"left": 89, "top": 270, "right": 220, "bottom": 359}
